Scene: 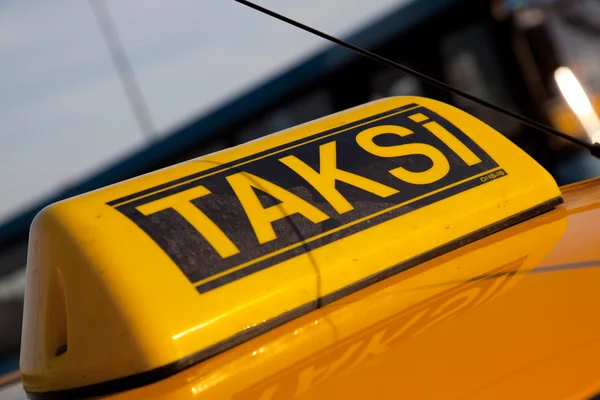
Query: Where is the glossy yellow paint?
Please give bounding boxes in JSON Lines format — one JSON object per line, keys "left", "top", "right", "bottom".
{"left": 21, "top": 96, "right": 560, "bottom": 395}
{"left": 107, "top": 177, "right": 600, "bottom": 400}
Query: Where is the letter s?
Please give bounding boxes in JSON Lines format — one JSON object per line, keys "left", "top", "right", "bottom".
{"left": 356, "top": 125, "right": 449, "bottom": 185}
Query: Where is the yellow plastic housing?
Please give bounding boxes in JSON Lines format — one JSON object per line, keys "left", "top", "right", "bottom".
{"left": 20, "top": 96, "right": 561, "bottom": 396}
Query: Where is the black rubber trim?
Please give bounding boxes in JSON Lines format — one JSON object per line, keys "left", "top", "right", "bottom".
{"left": 26, "top": 196, "right": 563, "bottom": 400}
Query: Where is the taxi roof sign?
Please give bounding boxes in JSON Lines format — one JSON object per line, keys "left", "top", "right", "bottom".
{"left": 20, "top": 96, "right": 561, "bottom": 398}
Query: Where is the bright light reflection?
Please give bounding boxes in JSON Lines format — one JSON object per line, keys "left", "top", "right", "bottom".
{"left": 554, "top": 67, "right": 600, "bottom": 144}
{"left": 172, "top": 289, "right": 284, "bottom": 340}
{"left": 190, "top": 371, "right": 229, "bottom": 395}
{"left": 191, "top": 385, "right": 207, "bottom": 394}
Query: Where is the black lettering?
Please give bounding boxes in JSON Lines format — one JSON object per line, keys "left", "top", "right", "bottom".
{"left": 110, "top": 105, "right": 502, "bottom": 292}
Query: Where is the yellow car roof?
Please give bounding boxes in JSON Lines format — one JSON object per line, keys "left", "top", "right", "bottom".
{"left": 106, "top": 176, "right": 600, "bottom": 400}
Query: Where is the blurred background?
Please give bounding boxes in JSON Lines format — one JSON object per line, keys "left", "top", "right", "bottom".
{"left": 1, "top": 0, "right": 600, "bottom": 379}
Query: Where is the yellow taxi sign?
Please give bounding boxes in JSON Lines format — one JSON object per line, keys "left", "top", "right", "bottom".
{"left": 21, "top": 96, "right": 561, "bottom": 397}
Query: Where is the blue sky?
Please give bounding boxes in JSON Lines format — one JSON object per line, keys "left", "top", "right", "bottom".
{"left": 0, "top": 0, "right": 407, "bottom": 223}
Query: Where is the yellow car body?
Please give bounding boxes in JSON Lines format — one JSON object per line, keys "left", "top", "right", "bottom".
{"left": 104, "top": 175, "right": 600, "bottom": 400}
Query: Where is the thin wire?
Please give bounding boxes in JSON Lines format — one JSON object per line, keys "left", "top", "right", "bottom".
{"left": 90, "top": 0, "right": 156, "bottom": 142}
{"left": 234, "top": 0, "right": 600, "bottom": 158}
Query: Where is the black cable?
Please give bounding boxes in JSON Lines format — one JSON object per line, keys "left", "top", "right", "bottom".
{"left": 234, "top": 0, "right": 600, "bottom": 158}
{"left": 90, "top": 0, "right": 156, "bottom": 142}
